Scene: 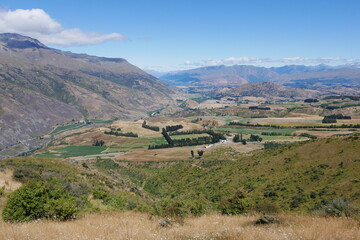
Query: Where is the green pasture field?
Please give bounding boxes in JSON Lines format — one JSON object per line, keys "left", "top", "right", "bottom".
{"left": 216, "top": 127, "right": 296, "bottom": 135}
{"left": 36, "top": 145, "right": 106, "bottom": 158}
{"left": 49, "top": 123, "right": 87, "bottom": 136}
{"left": 89, "top": 119, "right": 114, "bottom": 124}
{"left": 170, "top": 134, "right": 210, "bottom": 139}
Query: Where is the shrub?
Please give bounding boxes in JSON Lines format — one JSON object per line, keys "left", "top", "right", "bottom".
{"left": 103, "top": 196, "right": 126, "bottom": 209}
{"left": 254, "top": 200, "right": 280, "bottom": 214}
{"left": 0, "top": 186, "right": 4, "bottom": 197}
{"left": 315, "top": 198, "right": 356, "bottom": 217}
{"left": 2, "top": 182, "right": 79, "bottom": 222}
{"left": 299, "top": 133, "right": 317, "bottom": 139}
{"left": 162, "top": 200, "right": 189, "bottom": 218}
{"left": 13, "top": 168, "right": 41, "bottom": 183}
{"left": 43, "top": 198, "right": 78, "bottom": 220}
{"left": 189, "top": 201, "right": 206, "bottom": 217}
{"left": 92, "top": 140, "right": 105, "bottom": 146}
{"left": 219, "top": 190, "right": 250, "bottom": 215}
{"left": 233, "top": 134, "right": 241, "bottom": 142}
{"left": 264, "top": 142, "right": 283, "bottom": 149}
{"left": 248, "top": 134, "right": 262, "bottom": 142}
{"left": 93, "top": 189, "right": 109, "bottom": 200}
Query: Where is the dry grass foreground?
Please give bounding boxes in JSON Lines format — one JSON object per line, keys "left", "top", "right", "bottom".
{"left": 0, "top": 212, "right": 359, "bottom": 240}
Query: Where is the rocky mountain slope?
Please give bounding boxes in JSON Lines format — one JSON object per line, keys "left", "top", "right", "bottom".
{"left": 0, "top": 33, "right": 175, "bottom": 158}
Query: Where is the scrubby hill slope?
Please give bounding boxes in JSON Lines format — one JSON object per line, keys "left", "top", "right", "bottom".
{"left": 0, "top": 135, "right": 359, "bottom": 224}
{"left": 144, "top": 135, "right": 360, "bottom": 214}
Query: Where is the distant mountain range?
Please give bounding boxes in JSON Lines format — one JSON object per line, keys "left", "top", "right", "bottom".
{"left": 157, "top": 64, "right": 360, "bottom": 94}
{"left": 0, "top": 33, "right": 175, "bottom": 158}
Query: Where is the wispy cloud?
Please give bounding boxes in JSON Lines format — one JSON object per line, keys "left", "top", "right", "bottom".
{"left": 183, "top": 57, "right": 360, "bottom": 68}
{"left": 0, "top": 8, "right": 127, "bottom": 46}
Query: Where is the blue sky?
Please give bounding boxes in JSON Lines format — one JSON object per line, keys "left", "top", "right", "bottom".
{"left": 0, "top": 0, "right": 359, "bottom": 71}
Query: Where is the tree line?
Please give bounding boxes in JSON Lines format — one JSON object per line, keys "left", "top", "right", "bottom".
{"left": 228, "top": 122, "right": 360, "bottom": 129}
{"left": 249, "top": 106, "right": 271, "bottom": 110}
{"left": 142, "top": 121, "right": 160, "bottom": 131}
{"left": 165, "top": 124, "right": 183, "bottom": 132}
{"left": 322, "top": 114, "right": 351, "bottom": 123}
{"left": 148, "top": 128, "right": 226, "bottom": 149}
{"left": 104, "top": 129, "right": 138, "bottom": 137}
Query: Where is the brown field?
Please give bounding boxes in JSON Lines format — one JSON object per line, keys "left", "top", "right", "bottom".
{"left": 250, "top": 116, "right": 322, "bottom": 124}
{"left": 63, "top": 128, "right": 132, "bottom": 146}
{"left": 0, "top": 212, "right": 359, "bottom": 240}
{"left": 337, "top": 116, "right": 360, "bottom": 124}
{"left": 145, "top": 117, "right": 203, "bottom": 132}
{"left": 295, "top": 130, "right": 358, "bottom": 138}
{"left": 114, "top": 138, "right": 264, "bottom": 162}
{"left": 214, "top": 141, "right": 263, "bottom": 153}
{"left": 115, "top": 145, "right": 202, "bottom": 161}
{"left": 197, "top": 99, "right": 237, "bottom": 109}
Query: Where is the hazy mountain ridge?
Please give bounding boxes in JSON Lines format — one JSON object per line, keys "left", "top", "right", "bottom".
{"left": 214, "top": 82, "right": 317, "bottom": 99}
{"left": 160, "top": 64, "right": 360, "bottom": 94}
{"left": 161, "top": 65, "right": 279, "bottom": 86}
{"left": 0, "top": 33, "right": 175, "bottom": 158}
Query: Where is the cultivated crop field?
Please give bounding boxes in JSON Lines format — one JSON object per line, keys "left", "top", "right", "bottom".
{"left": 49, "top": 123, "right": 87, "bottom": 136}
{"left": 170, "top": 133, "right": 210, "bottom": 139}
{"left": 36, "top": 145, "right": 107, "bottom": 158}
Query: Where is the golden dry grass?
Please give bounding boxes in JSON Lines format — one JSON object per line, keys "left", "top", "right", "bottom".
{"left": 0, "top": 212, "right": 359, "bottom": 240}
{"left": 294, "top": 130, "right": 357, "bottom": 138}
{"left": 115, "top": 145, "right": 199, "bottom": 161}
{"left": 250, "top": 116, "right": 322, "bottom": 124}
{"left": 111, "top": 120, "right": 163, "bottom": 138}
{"left": 0, "top": 169, "right": 21, "bottom": 192}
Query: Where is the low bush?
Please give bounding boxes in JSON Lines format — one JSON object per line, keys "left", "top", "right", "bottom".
{"left": 219, "top": 190, "right": 250, "bottom": 215}
{"left": 0, "top": 186, "right": 4, "bottom": 197}
{"left": 313, "top": 198, "right": 357, "bottom": 217}
{"left": 254, "top": 200, "right": 280, "bottom": 214}
{"left": 2, "top": 182, "right": 79, "bottom": 222}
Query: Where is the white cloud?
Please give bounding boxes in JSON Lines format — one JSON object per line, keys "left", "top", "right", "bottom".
{"left": 183, "top": 57, "right": 360, "bottom": 68}
{"left": 0, "top": 8, "right": 127, "bottom": 46}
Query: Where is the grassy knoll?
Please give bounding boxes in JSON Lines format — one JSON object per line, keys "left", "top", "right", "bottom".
{"left": 36, "top": 145, "right": 106, "bottom": 158}
{"left": 49, "top": 123, "right": 87, "bottom": 135}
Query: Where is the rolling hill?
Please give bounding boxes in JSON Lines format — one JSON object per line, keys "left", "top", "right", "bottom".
{"left": 0, "top": 33, "right": 175, "bottom": 158}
